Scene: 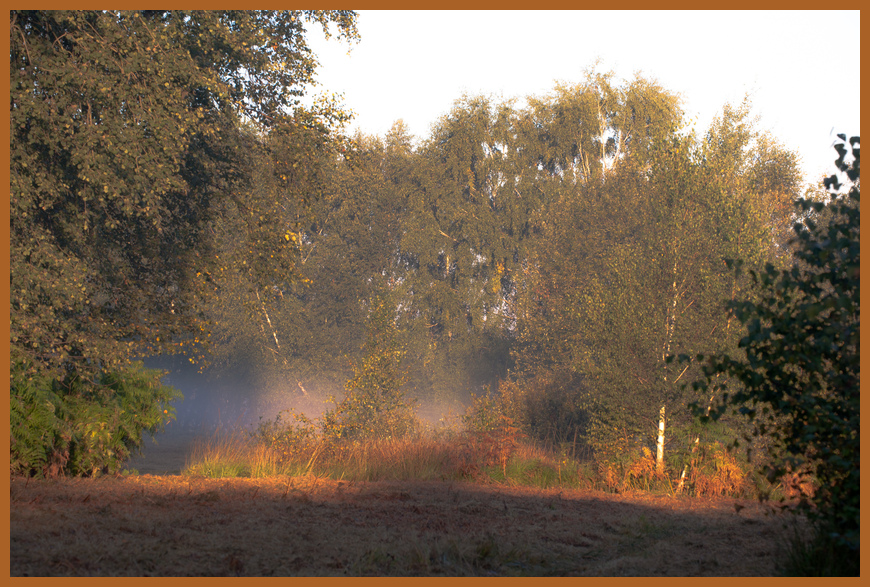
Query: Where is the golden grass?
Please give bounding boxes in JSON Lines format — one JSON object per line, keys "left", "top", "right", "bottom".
{"left": 688, "top": 443, "right": 749, "bottom": 497}
{"left": 178, "top": 426, "right": 799, "bottom": 506}
{"left": 182, "top": 427, "right": 598, "bottom": 493}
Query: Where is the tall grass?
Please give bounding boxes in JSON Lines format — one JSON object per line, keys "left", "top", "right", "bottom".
{"left": 184, "top": 428, "right": 257, "bottom": 478}
{"left": 182, "top": 422, "right": 587, "bottom": 486}
{"left": 180, "top": 426, "right": 688, "bottom": 495}
{"left": 180, "top": 412, "right": 796, "bottom": 502}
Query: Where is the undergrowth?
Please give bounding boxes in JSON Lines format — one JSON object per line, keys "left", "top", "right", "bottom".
{"left": 10, "top": 360, "right": 179, "bottom": 477}
{"left": 181, "top": 410, "right": 784, "bottom": 502}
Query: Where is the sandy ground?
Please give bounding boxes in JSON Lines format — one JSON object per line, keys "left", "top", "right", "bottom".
{"left": 10, "top": 474, "right": 799, "bottom": 576}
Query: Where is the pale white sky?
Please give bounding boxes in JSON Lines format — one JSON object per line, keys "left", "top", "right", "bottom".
{"left": 305, "top": 10, "right": 859, "bottom": 189}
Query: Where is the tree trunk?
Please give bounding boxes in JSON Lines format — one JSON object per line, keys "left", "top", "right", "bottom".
{"left": 256, "top": 288, "right": 281, "bottom": 351}
{"left": 676, "top": 391, "right": 715, "bottom": 493}
{"left": 656, "top": 405, "right": 665, "bottom": 475}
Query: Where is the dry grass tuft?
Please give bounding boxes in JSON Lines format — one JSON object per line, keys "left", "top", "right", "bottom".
{"left": 595, "top": 447, "right": 664, "bottom": 493}
{"left": 689, "top": 442, "right": 748, "bottom": 497}
{"left": 626, "top": 447, "right": 658, "bottom": 486}
{"left": 778, "top": 464, "right": 816, "bottom": 500}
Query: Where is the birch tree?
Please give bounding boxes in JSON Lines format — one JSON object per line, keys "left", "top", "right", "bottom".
{"left": 514, "top": 101, "right": 801, "bottom": 466}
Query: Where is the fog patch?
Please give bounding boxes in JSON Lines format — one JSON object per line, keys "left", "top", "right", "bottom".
{"left": 414, "top": 398, "right": 467, "bottom": 431}
{"left": 127, "top": 355, "right": 474, "bottom": 474}
{"left": 140, "top": 355, "right": 341, "bottom": 437}
{"left": 127, "top": 355, "right": 342, "bottom": 473}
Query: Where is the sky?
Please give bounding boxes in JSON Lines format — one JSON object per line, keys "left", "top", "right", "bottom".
{"left": 305, "top": 10, "right": 860, "bottom": 188}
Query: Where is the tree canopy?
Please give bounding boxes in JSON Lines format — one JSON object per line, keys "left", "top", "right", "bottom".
{"left": 10, "top": 9, "right": 359, "bottom": 475}
{"left": 10, "top": 10, "right": 358, "bottom": 380}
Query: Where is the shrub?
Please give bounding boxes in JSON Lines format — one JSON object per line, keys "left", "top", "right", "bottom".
{"left": 688, "top": 441, "right": 749, "bottom": 497}
{"left": 595, "top": 446, "right": 667, "bottom": 493}
{"left": 461, "top": 387, "right": 504, "bottom": 434}
{"left": 498, "top": 369, "right": 592, "bottom": 451}
{"left": 689, "top": 136, "right": 860, "bottom": 556}
{"left": 9, "top": 365, "right": 69, "bottom": 477}
{"left": 251, "top": 408, "right": 321, "bottom": 462}
{"left": 10, "top": 361, "right": 180, "bottom": 477}
{"left": 321, "top": 289, "right": 420, "bottom": 440}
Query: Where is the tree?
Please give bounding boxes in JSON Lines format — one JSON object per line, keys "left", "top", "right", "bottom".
{"left": 10, "top": 9, "right": 357, "bottom": 376}
{"left": 688, "top": 135, "right": 859, "bottom": 563}
{"left": 511, "top": 97, "right": 801, "bottom": 466}
{"left": 186, "top": 116, "right": 349, "bottom": 388}
{"left": 517, "top": 66, "right": 683, "bottom": 188}
{"left": 9, "top": 10, "right": 358, "bottom": 474}
{"left": 402, "top": 97, "right": 521, "bottom": 403}
{"left": 199, "top": 126, "right": 420, "bottom": 404}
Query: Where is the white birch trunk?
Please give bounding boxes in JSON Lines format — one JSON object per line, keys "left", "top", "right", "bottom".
{"left": 676, "top": 391, "right": 716, "bottom": 493}
{"left": 656, "top": 255, "right": 680, "bottom": 475}
{"left": 598, "top": 100, "right": 607, "bottom": 179}
{"left": 656, "top": 405, "right": 666, "bottom": 475}
{"left": 256, "top": 289, "right": 280, "bottom": 350}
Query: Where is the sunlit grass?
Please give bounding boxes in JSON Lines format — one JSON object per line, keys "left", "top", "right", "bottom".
{"left": 182, "top": 425, "right": 600, "bottom": 489}
{"left": 180, "top": 421, "right": 780, "bottom": 502}
{"left": 184, "top": 428, "right": 252, "bottom": 478}
{"left": 184, "top": 427, "right": 295, "bottom": 478}
{"left": 313, "top": 436, "right": 444, "bottom": 482}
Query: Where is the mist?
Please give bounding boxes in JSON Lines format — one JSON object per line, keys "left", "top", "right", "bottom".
{"left": 141, "top": 355, "right": 339, "bottom": 434}
{"left": 125, "top": 355, "right": 336, "bottom": 474}
{"left": 127, "top": 354, "right": 467, "bottom": 474}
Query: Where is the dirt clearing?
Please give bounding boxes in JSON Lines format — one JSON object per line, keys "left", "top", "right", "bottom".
{"left": 10, "top": 474, "right": 798, "bottom": 576}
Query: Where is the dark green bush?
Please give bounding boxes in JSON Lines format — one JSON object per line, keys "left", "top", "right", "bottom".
{"left": 10, "top": 361, "right": 180, "bottom": 477}
{"left": 9, "top": 366, "right": 69, "bottom": 477}
{"left": 514, "top": 370, "right": 591, "bottom": 448}
{"left": 690, "top": 136, "right": 860, "bottom": 561}
{"left": 466, "top": 370, "right": 592, "bottom": 460}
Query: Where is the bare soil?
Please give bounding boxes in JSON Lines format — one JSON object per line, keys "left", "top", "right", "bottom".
{"left": 10, "top": 474, "right": 800, "bottom": 576}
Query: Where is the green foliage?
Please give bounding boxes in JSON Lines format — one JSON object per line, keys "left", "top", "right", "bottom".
{"left": 513, "top": 96, "right": 800, "bottom": 460}
{"left": 190, "top": 116, "right": 347, "bottom": 382}
{"left": 202, "top": 127, "right": 417, "bottom": 397}
{"left": 10, "top": 361, "right": 179, "bottom": 477}
{"left": 10, "top": 10, "right": 357, "bottom": 380}
{"left": 9, "top": 366, "right": 67, "bottom": 477}
{"left": 689, "top": 136, "right": 860, "bottom": 554}
{"left": 461, "top": 387, "right": 506, "bottom": 434}
{"left": 10, "top": 10, "right": 357, "bottom": 474}
{"left": 322, "top": 290, "right": 420, "bottom": 440}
